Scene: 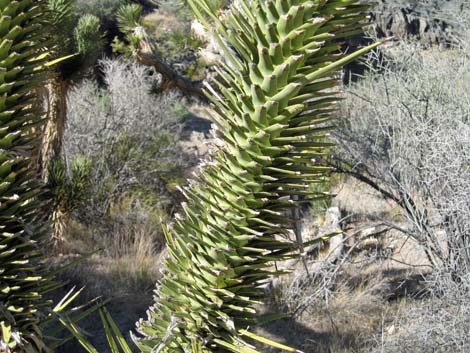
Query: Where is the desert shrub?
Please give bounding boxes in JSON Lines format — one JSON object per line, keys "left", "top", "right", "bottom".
{"left": 266, "top": 261, "right": 389, "bottom": 353}
{"left": 64, "top": 58, "right": 193, "bottom": 229}
{"left": 369, "top": 272, "right": 470, "bottom": 353}
{"left": 75, "top": 0, "right": 129, "bottom": 19}
{"left": 333, "top": 38, "right": 470, "bottom": 273}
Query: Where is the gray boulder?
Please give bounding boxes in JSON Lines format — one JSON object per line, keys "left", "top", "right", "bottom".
{"left": 369, "top": 0, "right": 461, "bottom": 45}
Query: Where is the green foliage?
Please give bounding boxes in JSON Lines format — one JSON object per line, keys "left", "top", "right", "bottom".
{"left": 158, "top": 0, "right": 194, "bottom": 22}
{"left": 113, "top": 1, "right": 205, "bottom": 76}
{"left": 80, "top": 126, "right": 185, "bottom": 226}
{"left": 309, "top": 176, "right": 332, "bottom": 214}
{"left": 159, "top": 0, "right": 229, "bottom": 22}
{"left": 64, "top": 308, "right": 134, "bottom": 353}
{"left": 204, "top": 0, "right": 228, "bottom": 12}
{"left": 74, "top": 14, "right": 105, "bottom": 68}
{"left": 166, "top": 28, "right": 205, "bottom": 56}
{"left": 48, "top": 156, "right": 92, "bottom": 214}
{"left": 112, "top": 4, "right": 145, "bottom": 56}
{"left": 0, "top": 1, "right": 55, "bottom": 352}
{"left": 133, "top": 0, "right": 380, "bottom": 352}
{"left": 116, "top": 3, "right": 143, "bottom": 33}
{"left": 48, "top": 0, "right": 75, "bottom": 47}
{"left": 75, "top": 0, "right": 130, "bottom": 20}
{"left": 47, "top": 0, "right": 106, "bottom": 78}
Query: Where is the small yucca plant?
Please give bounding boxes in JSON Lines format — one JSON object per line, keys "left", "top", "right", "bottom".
{"left": 134, "top": 1, "right": 382, "bottom": 352}
{"left": 47, "top": 156, "right": 92, "bottom": 242}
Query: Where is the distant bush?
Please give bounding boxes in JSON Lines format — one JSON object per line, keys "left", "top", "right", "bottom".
{"left": 75, "top": 0, "right": 129, "bottom": 20}
{"left": 158, "top": 0, "right": 229, "bottom": 22}
{"left": 64, "top": 58, "right": 193, "bottom": 229}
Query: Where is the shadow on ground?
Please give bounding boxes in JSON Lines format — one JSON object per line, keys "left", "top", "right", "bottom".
{"left": 257, "top": 315, "right": 364, "bottom": 353}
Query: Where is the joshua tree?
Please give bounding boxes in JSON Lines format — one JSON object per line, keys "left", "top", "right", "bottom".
{"left": 39, "top": 0, "right": 104, "bottom": 181}
{"left": 38, "top": 1, "right": 104, "bottom": 242}
{"left": 0, "top": 1, "right": 56, "bottom": 352}
{"left": 133, "top": 0, "right": 382, "bottom": 352}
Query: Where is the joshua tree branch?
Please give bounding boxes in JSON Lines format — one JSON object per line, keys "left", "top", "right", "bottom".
{"left": 116, "top": 4, "right": 207, "bottom": 101}
{"left": 136, "top": 49, "right": 206, "bottom": 101}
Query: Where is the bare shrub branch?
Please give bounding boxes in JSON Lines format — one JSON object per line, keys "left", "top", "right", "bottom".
{"left": 333, "top": 40, "right": 470, "bottom": 273}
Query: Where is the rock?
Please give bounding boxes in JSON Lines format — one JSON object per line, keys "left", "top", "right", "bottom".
{"left": 319, "top": 207, "right": 344, "bottom": 261}
{"left": 369, "top": 0, "right": 450, "bottom": 45}
{"left": 190, "top": 20, "right": 208, "bottom": 42}
{"left": 359, "top": 226, "right": 379, "bottom": 240}
{"left": 359, "top": 237, "right": 380, "bottom": 250}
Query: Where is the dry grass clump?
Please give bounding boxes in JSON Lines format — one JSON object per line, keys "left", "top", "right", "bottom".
{"left": 258, "top": 253, "right": 397, "bottom": 353}
{"left": 260, "top": 212, "right": 433, "bottom": 353}
{"left": 258, "top": 271, "right": 388, "bottom": 353}
{"left": 303, "top": 279, "right": 386, "bottom": 347}
{"left": 368, "top": 272, "right": 470, "bottom": 353}
{"left": 101, "top": 223, "right": 164, "bottom": 295}
{"left": 49, "top": 215, "right": 164, "bottom": 301}
{"left": 47, "top": 218, "right": 165, "bottom": 352}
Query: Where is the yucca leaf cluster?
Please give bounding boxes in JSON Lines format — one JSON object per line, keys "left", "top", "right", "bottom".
{"left": 0, "top": 1, "right": 53, "bottom": 352}
{"left": 47, "top": 0, "right": 104, "bottom": 78}
{"left": 134, "top": 1, "right": 380, "bottom": 352}
{"left": 48, "top": 156, "right": 92, "bottom": 214}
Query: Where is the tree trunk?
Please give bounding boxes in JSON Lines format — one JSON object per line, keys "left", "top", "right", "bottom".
{"left": 38, "top": 77, "right": 69, "bottom": 182}
{"left": 39, "top": 77, "right": 70, "bottom": 244}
